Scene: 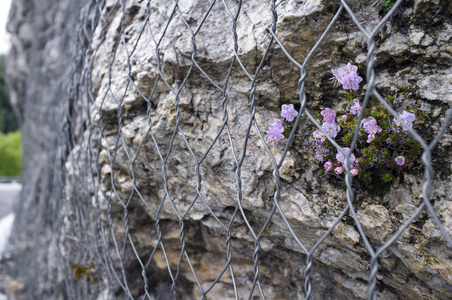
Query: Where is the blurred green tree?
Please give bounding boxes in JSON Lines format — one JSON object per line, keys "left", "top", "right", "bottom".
{"left": 0, "top": 55, "right": 18, "bottom": 133}
{"left": 0, "top": 55, "right": 22, "bottom": 176}
{"left": 0, "top": 131, "right": 22, "bottom": 176}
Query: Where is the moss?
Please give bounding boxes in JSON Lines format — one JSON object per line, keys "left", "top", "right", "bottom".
{"left": 381, "top": 0, "right": 396, "bottom": 13}
{"left": 71, "top": 262, "right": 99, "bottom": 285}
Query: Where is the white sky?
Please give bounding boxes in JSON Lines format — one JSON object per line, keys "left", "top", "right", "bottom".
{"left": 0, "top": 0, "right": 12, "bottom": 55}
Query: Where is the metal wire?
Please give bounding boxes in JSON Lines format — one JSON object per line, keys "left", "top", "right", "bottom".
{"left": 11, "top": 0, "right": 452, "bottom": 299}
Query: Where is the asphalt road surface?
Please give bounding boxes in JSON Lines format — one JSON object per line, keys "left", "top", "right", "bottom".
{"left": 0, "top": 182, "right": 21, "bottom": 219}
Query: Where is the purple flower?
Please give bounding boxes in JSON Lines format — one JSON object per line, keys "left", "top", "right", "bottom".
{"left": 331, "top": 63, "right": 357, "bottom": 84}
{"left": 366, "top": 133, "right": 376, "bottom": 143}
{"left": 400, "top": 111, "right": 415, "bottom": 123}
{"left": 395, "top": 156, "right": 405, "bottom": 166}
{"left": 266, "top": 127, "right": 284, "bottom": 143}
{"left": 336, "top": 147, "right": 356, "bottom": 166}
{"left": 340, "top": 115, "right": 349, "bottom": 122}
{"left": 362, "top": 117, "right": 382, "bottom": 135}
{"left": 313, "top": 130, "right": 326, "bottom": 144}
{"left": 350, "top": 168, "right": 359, "bottom": 176}
{"left": 369, "top": 124, "right": 382, "bottom": 135}
{"left": 394, "top": 111, "right": 415, "bottom": 131}
{"left": 334, "top": 166, "right": 344, "bottom": 175}
{"left": 266, "top": 119, "right": 284, "bottom": 143}
{"left": 322, "top": 122, "right": 341, "bottom": 138}
{"left": 281, "top": 104, "right": 298, "bottom": 122}
{"left": 321, "top": 108, "right": 336, "bottom": 123}
{"left": 343, "top": 63, "right": 358, "bottom": 74}
{"left": 342, "top": 73, "right": 363, "bottom": 90}
{"left": 331, "top": 69, "right": 342, "bottom": 87}
{"left": 270, "top": 119, "right": 284, "bottom": 131}
{"left": 331, "top": 63, "right": 362, "bottom": 90}
{"left": 315, "top": 153, "right": 324, "bottom": 162}
{"left": 361, "top": 117, "right": 376, "bottom": 127}
{"left": 350, "top": 99, "right": 362, "bottom": 115}
{"left": 324, "top": 161, "right": 333, "bottom": 171}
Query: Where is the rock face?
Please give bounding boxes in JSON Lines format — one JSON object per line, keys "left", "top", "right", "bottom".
{"left": 4, "top": 0, "right": 452, "bottom": 299}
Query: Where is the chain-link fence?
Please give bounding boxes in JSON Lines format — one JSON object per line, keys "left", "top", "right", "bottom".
{"left": 8, "top": 0, "right": 452, "bottom": 299}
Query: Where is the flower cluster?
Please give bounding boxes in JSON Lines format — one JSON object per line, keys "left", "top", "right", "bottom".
{"left": 264, "top": 63, "right": 424, "bottom": 189}
{"left": 312, "top": 107, "right": 341, "bottom": 162}
{"left": 321, "top": 147, "right": 359, "bottom": 176}
{"left": 266, "top": 104, "right": 298, "bottom": 143}
{"left": 361, "top": 117, "right": 382, "bottom": 143}
{"left": 310, "top": 63, "right": 422, "bottom": 183}
{"left": 331, "top": 63, "right": 363, "bottom": 91}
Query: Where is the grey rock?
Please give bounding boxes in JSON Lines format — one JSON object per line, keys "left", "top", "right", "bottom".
{"left": 4, "top": 0, "right": 452, "bottom": 299}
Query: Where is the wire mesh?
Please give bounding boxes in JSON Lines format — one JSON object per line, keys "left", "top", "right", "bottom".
{"left": 11, "top": 0, "right": 452, "bottom": 299}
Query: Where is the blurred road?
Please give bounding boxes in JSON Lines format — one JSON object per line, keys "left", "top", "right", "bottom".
{"left": 0, "top": 182, "right": 21, "bottom": 219}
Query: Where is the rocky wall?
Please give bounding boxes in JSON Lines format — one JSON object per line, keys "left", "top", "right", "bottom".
{"left": 5, "top": 0, "right": 452, "bottom": 299}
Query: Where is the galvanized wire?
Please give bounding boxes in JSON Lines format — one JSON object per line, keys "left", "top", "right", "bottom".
{"left": 11, "top": 0, "right": 452, "bottom": 299}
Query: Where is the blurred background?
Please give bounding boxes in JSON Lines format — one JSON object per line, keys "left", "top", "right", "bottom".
{"left": 0, "top": 0, "right": 21, "bottom": 287}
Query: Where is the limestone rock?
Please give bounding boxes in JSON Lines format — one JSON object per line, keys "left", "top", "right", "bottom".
{"left": 5, "top": 0, "right": 452, "bottom": 299}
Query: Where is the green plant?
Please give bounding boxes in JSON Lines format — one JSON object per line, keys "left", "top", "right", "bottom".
{"left": 381, "top": 0, "right": 396, "bottom": 13}
{"left": 71, "top": 261, "right": 98, "bottom": 284}
{"left": 308, "top": 64, "right": 423, "bottom": 193}
{"left": 0, "top": 131, "right": 22, "bottom": 176}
